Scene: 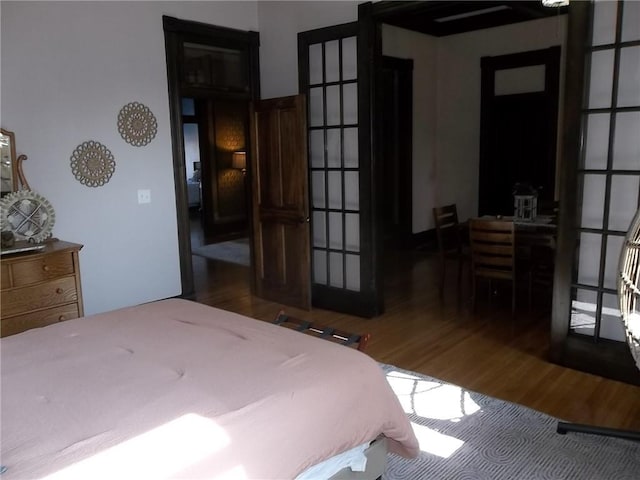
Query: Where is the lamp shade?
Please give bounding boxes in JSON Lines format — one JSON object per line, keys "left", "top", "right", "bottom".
{"left": 232, "top": 151, "right": 246, "bottom": 170}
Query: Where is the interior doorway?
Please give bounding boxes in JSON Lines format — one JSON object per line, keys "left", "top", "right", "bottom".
{"left": 182, "top": 97, "right": 249, "bottom": 244}
{"left": 163, "top": 16, "right": 259, "bottom": 298}
{"left": 482, "top": 93, "right": 551, "bottom": 215}
{"left": 182, "top": 96, "right": 251, "bottom": 284}
{"left": 380, "top": 55, "right": 413, "bottom": 249}
{"left": 478, "top": 47, "right": 561, "bottom": 216}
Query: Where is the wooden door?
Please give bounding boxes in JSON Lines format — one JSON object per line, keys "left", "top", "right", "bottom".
{"left": 250, "top": 95, "right": 311, "bottom": 309}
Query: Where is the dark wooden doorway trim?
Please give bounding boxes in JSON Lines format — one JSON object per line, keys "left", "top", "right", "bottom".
{"left": 366, "top": 1, "right": 631, "bottom": 384}
{"left": 370, "top": 1, "right": 568, "bottom": 37}
{"left": 381, "top": 55, "right": 413, "bottom": 247}
{"left": 478, "top": 46, "right": 561, "bottom": 216}
{"left": 163, "top": 16, "right": 260, "bottom": 298}
{"left": 550, "top": 1, "right": 589, "bottom": 363}
{"left": 361, "top": 2, "right": 620, "bottom": 383}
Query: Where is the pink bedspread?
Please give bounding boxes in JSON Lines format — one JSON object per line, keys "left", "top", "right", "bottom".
{"left": 0, "top": 299, "right": 418, "bottom": 479}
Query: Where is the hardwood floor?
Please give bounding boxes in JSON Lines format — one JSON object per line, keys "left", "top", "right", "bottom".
{"left": 191, "top": 245, "right": 640, "bottom": 433}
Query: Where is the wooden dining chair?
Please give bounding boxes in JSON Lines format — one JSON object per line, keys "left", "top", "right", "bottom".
{"left": 432, "top": 204, "right": 468, "bottom": 300}
{"left": 517, "top": 230, "right": 556, "bottom": 311}
{"left": 468, "top": 218, "right": 516, "bottom": 316}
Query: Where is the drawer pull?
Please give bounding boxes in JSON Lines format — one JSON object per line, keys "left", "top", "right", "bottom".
{"left": 43, "top": 265, "right": 50, "bottom": 272}
{"left": 58, "top": 315, "right": 66, "bottom": 321}
{"left": 56, "top": 288, "right": 64, "bottom": 294}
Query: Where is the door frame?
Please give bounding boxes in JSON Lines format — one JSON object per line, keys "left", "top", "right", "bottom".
{"left": 381, "top": 55, "right": 414, "bottom": 246}
{"left": 478, "top": 46, "right": 561, "bottom": 216}
{"left": 298, "top": 14, "right": 384, "bottom": 317}
{"left": 361, "top": 2, "right": 601, "bottom": 376}
{"left": 163, "top": 16, "right": 260, "bottom": 298}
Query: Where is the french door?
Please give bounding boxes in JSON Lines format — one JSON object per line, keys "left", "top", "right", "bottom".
{"left": 552, "top": 0, "right": 640, "bottom": 383}
{"left": 298, "top": 20, "right": 382, "bottom": 317}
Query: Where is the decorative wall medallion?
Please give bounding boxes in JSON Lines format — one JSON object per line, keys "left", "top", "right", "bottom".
{"left": 0, "top": 190, "right": 56, "bottom": 242}
{"left": 70, "top": 140, "right": 116, "bottom": 187}
{"left": 117, "top": 102, "right": 158, "bottom": 147}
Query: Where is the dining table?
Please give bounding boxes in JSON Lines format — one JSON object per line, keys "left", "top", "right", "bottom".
{"left": 473, "top": 214, "right": 557, "bottom": 253}
{"left": 460, "top": 214, "right": 557, "bottom": 246}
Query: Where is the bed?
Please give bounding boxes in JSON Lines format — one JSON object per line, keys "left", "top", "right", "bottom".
{"left": 0, "top": 299, "right": 419, "bottom": 479}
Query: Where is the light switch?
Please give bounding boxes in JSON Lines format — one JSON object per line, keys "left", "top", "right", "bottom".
{"left": 137, "top": 189, "right": 151, "bottom": 204}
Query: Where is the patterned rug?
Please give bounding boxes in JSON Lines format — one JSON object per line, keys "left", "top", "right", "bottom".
{"left": 380, "top": 364, "right": 640, "bottom": 479}
{"left": 191, "top": 239, "right": 250, "bottom": 266}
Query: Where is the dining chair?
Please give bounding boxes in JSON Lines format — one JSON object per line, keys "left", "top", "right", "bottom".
{"left": 517, "top": 230, "right": 556, "bottom": 311}
{"left": 468, "top": 218, "right": 516, "bottom": 316}
{"left": 432, "top": 204, "right": 468, "bottom": 301}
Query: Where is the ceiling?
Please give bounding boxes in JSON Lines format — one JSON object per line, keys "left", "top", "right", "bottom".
{"left": 374, "top": 1, "right": 569, "bottom": 37}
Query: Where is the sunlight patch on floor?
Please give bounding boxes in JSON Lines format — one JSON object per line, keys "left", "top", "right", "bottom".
{"left": 386, "top": 370, "right": 481, "bottom": 420}
{"left": 410, "top": 422, "right": 465, "bottom": 458}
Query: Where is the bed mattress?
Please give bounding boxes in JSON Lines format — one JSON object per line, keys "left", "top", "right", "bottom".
{"left": 0, "top": 299, "right": 418, "bottom": 479}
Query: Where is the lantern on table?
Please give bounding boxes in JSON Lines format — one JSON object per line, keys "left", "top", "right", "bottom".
{"left": 513, "top": 183, "right": 538, "bottom": 222}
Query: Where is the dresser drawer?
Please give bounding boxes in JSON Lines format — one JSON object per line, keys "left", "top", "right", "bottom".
{"left": 9, "top": 252, "right": 75, "bottom": 287}
{"left": 0, "top": 304, "right": 79, "bottom": 337}
{"left": 1, "top": 276, "right": 78, "bottom": 318}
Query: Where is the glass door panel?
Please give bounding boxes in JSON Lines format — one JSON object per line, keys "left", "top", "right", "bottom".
{"left": 299, "top": 21, "right": 380, "bottom": 316}
{"left": 571, "top": 0, "right": 640, "bottom": 344}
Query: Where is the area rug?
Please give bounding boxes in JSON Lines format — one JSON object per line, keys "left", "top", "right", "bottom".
{"left": 191, "top": 239, "right": 250, "bottom": 266}
{"left": 380, "top": 364, "right": 640, "bottom": 479}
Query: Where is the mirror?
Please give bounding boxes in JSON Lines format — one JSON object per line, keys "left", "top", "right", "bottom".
{"left": 1, "top": 129, "right": 17, "bottom": 196}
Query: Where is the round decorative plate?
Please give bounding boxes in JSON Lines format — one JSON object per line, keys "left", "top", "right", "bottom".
{"left": 0, "top": 190, "right": 56, "bottom": 242}
{"left": 117, "top": 102, "right": 158, "bottom": 147}
{"left": 70, "top": 140, "right": 116, "bottom": 187}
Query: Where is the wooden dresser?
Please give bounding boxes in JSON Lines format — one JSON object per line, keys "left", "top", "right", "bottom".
{"left": 1, "top": 240, "right": 84, "bottom": 337}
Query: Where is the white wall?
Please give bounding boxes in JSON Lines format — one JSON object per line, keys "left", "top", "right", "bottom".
{"left": 257, "top": 1, "right": 358, "bottom": 99}
{"left": 379, "top": 16, "right": 567, "bottom": 233}
{"left": 1, "top": 1, "right": 259, "bottom": 315}
{"left": 436, "top": 16, "right": 567, "bottom": 225}
{"left": 382, "top": 24, "right": 438, "bottom": 234}
{"left": 1, "top": 0, "right": 568, "bottom": 314}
